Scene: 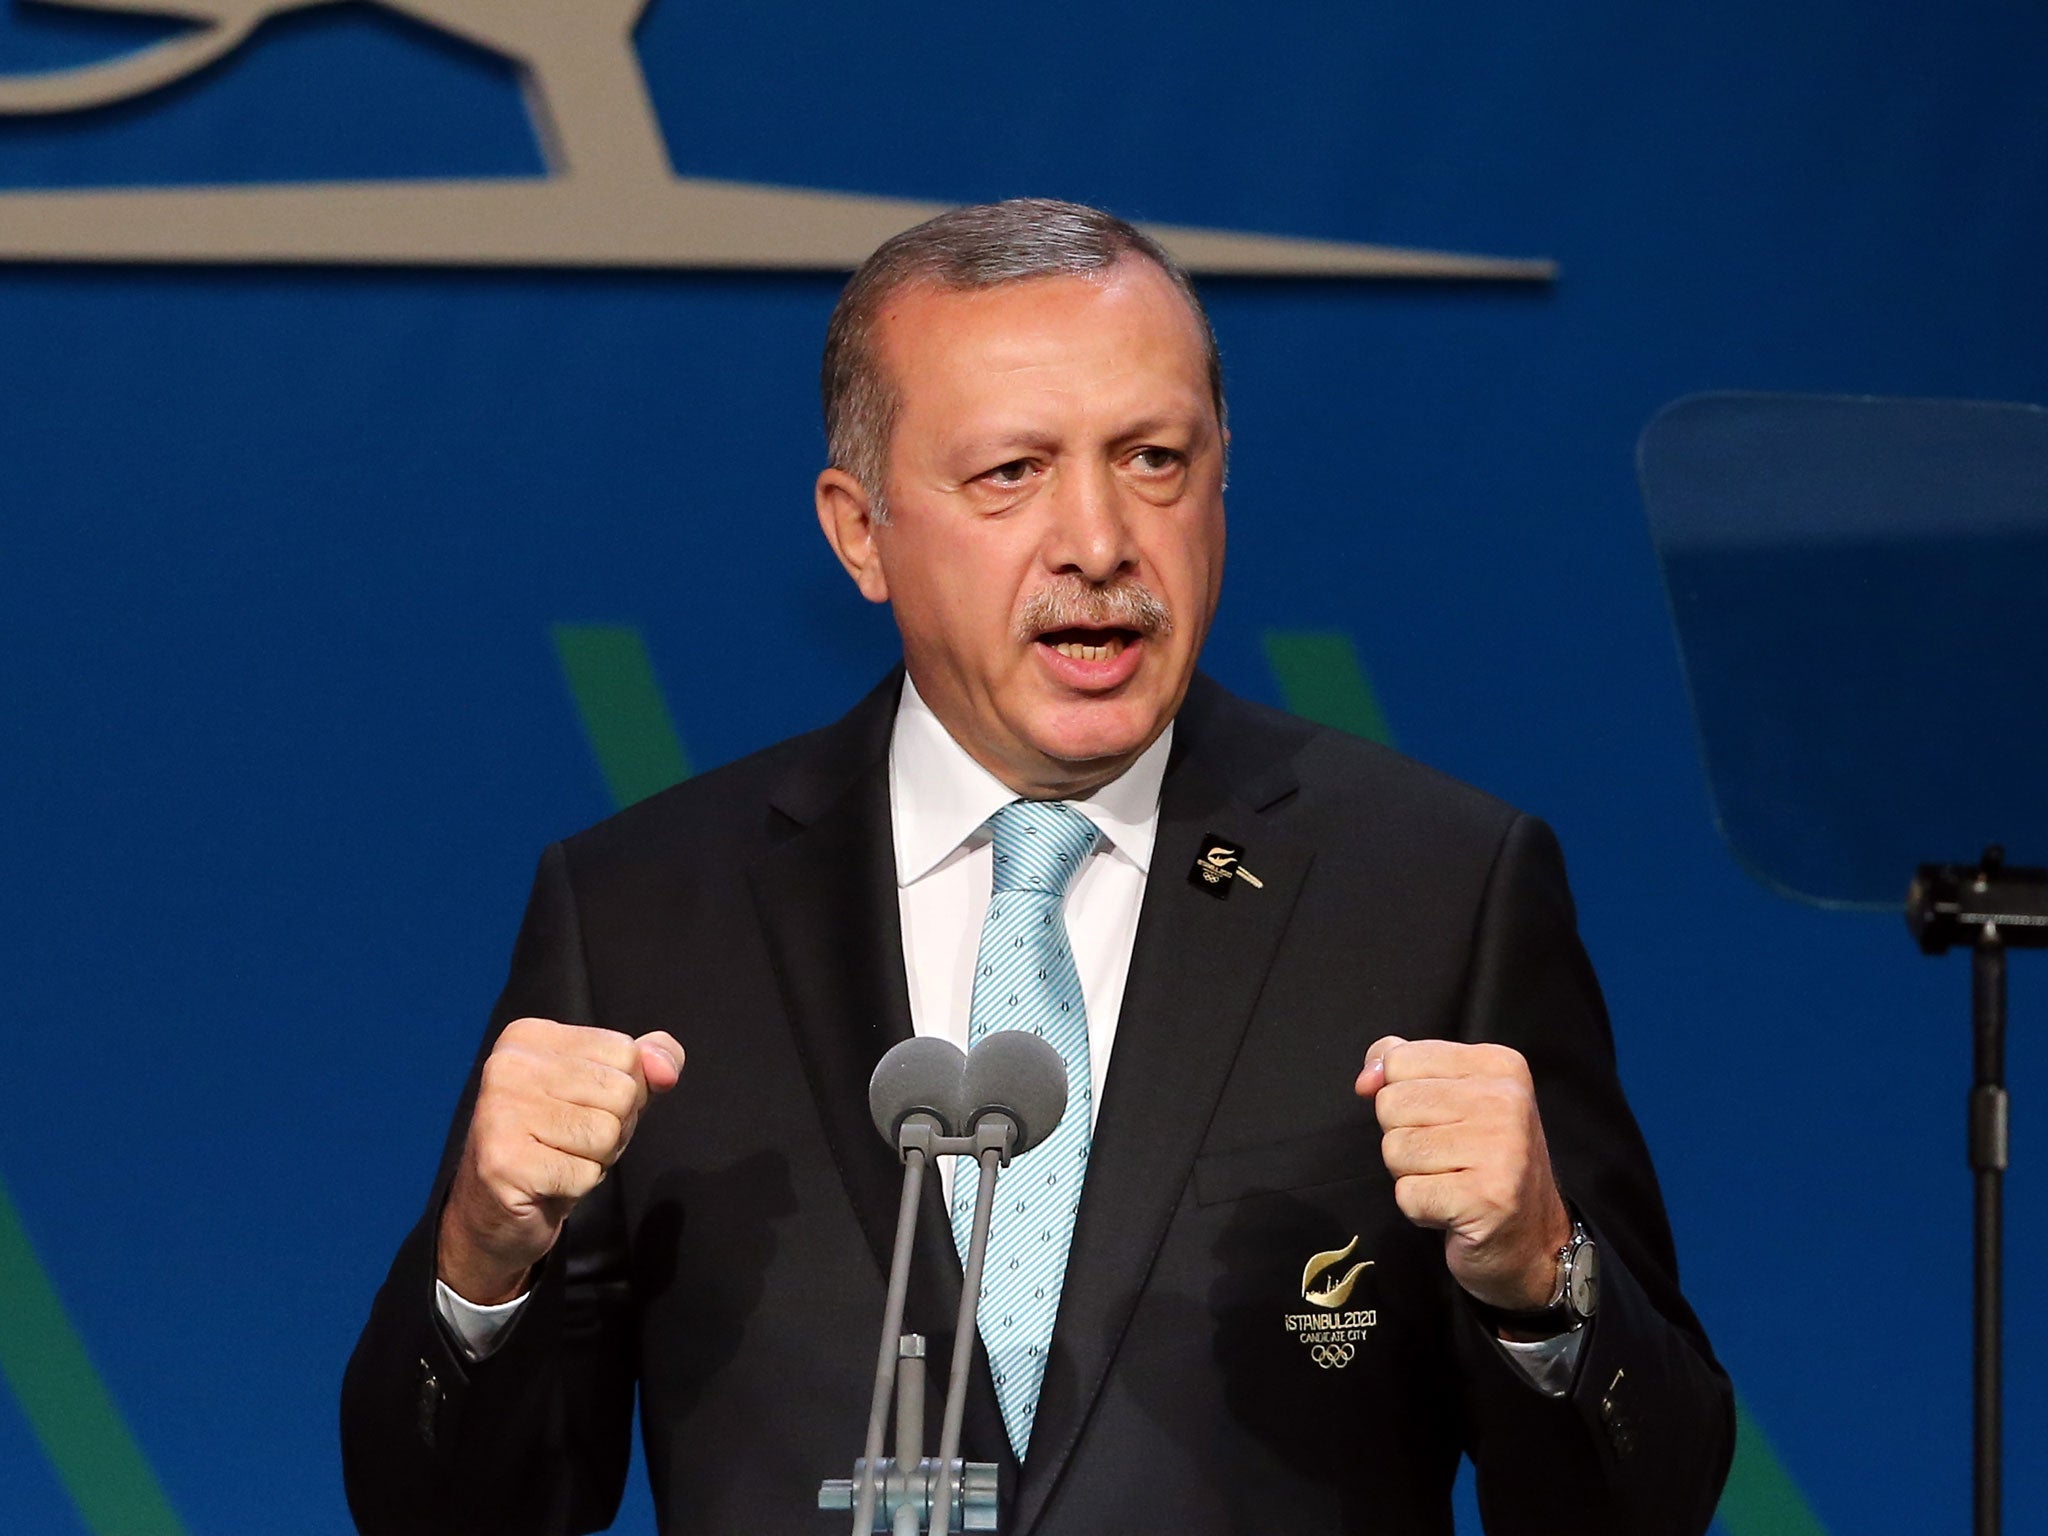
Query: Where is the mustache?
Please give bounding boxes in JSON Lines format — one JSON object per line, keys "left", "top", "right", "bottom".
{"left": 1013, "top": 579, "right": 1174, "bottom": 642}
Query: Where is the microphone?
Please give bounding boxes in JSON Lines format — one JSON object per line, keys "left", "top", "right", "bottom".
{"left": 822, "top": 1032, "right": 1069, "bottom": 1533}
{"left": 866, "top": 1031, "right": 1066, "bottom": 1154}
{"left": 959, "top": 1029, "right": 1067, "bottom": 1157}
{"left": 868, "top": 1036, "right": 968, "bottom": 1146}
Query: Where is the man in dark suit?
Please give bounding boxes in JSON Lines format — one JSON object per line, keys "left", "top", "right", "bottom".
{"left": 342, "top": 199, "right": 1733, "bottom": 1534}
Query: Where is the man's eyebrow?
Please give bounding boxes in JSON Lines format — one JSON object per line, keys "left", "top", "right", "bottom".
{"left": 941, "top": 407, "right": 1213, "bottom": 465}
{"left": 1110, "top": 412, "right": 1212, "bottom": 446}
{"left": 945, "top": 429, "right": 1062, "bottom": 464}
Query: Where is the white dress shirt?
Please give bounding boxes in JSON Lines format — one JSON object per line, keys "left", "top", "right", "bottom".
{"left": 890, "top": 675, "right": 1168, "bottom": 1200}
{"left": 438, "top": 676, "right": 1581, "bottom": 1392}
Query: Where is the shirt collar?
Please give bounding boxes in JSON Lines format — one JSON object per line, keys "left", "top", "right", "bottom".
{"left": 889, "top": 673, "right": 1171, "bottom": 887}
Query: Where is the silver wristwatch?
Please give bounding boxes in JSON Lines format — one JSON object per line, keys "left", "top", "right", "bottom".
{"left": 1544, "top": 1220, "right": 1600, "bottom": 1325}
{"left": 1476, "top": 1219, "right": 1599, "bottom": 1336}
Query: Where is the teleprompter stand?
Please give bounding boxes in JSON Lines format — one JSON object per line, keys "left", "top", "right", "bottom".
{"left": 1909, "top": 851, "right": 2048, "bottom": 1536}
{"left": 1641, "top": 392, "right": 2048, "bottom": 1535}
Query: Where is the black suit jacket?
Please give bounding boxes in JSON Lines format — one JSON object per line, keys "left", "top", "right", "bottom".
{"left": 342, "top": 672, "right": 1733, "bottom": 1535}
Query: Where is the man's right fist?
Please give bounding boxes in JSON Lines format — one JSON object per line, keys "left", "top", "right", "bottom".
{"left": 437, "top": 1018, "right": 684, "bottom": 1304}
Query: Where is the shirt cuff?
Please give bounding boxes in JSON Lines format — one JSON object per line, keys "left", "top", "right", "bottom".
{"left": 1493, "top": 1324, "right": 1586, "bottom": 1397}
{"left": 434, "top": 1278, "right": 531, "bottom": 1361}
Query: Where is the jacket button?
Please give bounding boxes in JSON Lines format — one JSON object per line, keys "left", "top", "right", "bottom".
{"left": 415, "top": 1358, "right": 441, "bottom": 1451}
{"left": 1599, "top": 1368, "right": 1634, "bottom": 1459}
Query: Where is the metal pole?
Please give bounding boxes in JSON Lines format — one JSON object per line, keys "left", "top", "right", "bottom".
{"left": 933, "top": 1144, "right": 1004, "bottom": 1536}
{"left": 1970, "top": 929, "right": 2008, "bottom": 1536}
{"left": 854, "top": 1150, "right": 927, "bottom": 1536}
{"left": 895, "top": 1336, "right": 926, "bottom": 1472}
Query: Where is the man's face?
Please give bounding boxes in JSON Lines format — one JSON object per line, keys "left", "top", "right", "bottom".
{"left": 818, "top": 259, "right": 1227, "bottom": 797}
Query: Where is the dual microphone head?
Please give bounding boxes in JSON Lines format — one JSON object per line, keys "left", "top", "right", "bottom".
{"left": 868, "top": 1032, "right": 1070, "bottom": 1161}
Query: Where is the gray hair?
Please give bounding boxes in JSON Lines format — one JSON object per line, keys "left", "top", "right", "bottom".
{"left": 821, "top": 197, "right": 1226, "bottom": 521}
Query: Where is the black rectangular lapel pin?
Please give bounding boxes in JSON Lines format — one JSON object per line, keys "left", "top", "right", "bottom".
{"left": 1190, "top": 835, "right": 1263, "bottom": 898}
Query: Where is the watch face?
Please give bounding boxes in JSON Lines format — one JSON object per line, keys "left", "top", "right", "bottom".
{"left": 1568, "top": 1240, "right": 1600, "bottom": 1318}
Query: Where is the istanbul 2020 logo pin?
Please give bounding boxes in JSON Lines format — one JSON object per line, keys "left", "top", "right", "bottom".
{"left": 1284, "top": 1237, "right": 1377, "bottom": 1369}
{"left": 1188, "top": 835, "right": 1264, "bottom": 899}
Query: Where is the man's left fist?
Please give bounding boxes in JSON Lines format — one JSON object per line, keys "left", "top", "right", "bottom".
{"left": 1354, "top": 1036, "right": 1571, "bottom": 1311}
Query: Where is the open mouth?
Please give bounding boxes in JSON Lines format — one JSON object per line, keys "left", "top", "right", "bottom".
{"left": 1038, "top": 627, "right": 1139, "bottom": 662}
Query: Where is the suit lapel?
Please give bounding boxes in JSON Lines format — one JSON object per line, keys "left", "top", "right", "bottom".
{"left": 745, "top": 673, "right": 1014, "bottom": 1480}
{"left": 747, "top": 725, "right": 911, "bottom": 1280}
{"left": 1012, "top": 683, "right": 1316, "bottom": 1533}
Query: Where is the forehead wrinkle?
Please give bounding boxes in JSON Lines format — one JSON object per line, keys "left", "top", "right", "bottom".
{"left": 945, "top": 357, "right": 1206, "bottom": 432}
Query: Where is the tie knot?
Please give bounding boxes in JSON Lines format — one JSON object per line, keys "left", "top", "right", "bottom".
{"left": 987, "top": 800, "right": 1098, "bottom": 896}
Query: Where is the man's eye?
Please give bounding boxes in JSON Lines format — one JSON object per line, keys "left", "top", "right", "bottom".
{"left": 982, "top": 459, "right": 1034, "bottom": 487}
{"left": 1131, "top": 446, "right": 1183, "bottom": 472}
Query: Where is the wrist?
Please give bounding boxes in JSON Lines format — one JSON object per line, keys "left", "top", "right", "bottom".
{"left": 436, "top": 1208, "right": 537, "bottom": 1306}
{"left": 437, "top": 1252, "right": 533, "bottom": 1307}
{"left": 1470, "top": 1216, "right": 1599, "bottom": 1339}
{"left": 1513, "top": 1197, "right": 1576, "bottom": 1307}
{"left": 1460, "top": 1198, "right": 1572, "bottom": 1311}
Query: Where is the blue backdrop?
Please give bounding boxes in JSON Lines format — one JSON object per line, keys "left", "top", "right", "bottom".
{"left": 3, "top": 2, "right": 2046, "bottom": 1531}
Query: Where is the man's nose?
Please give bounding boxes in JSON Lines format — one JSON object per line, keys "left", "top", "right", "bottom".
{"left": 1044, "top": 461, "right": 1137, "bottom": 582}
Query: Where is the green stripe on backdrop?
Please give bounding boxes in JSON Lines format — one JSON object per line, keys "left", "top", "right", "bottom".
{"left": 1259, "top": 629, "right": 1829, "bottom": 1535}
{"left": 1261, "top": 630, "right": 1396, "bottom": 747}
{"left": 551, "top": 624, "right": 692, "bottom": 808}
{"left": 1716, "top": 1397, "right": 1830, "bottom": 1536}
{"left": 0, "top": 1176, "right": 186, "bottom": 1536}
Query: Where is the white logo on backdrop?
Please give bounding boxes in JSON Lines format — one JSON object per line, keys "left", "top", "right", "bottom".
{"left": 0, "top": 0, "right": 1555, "bottom": 276}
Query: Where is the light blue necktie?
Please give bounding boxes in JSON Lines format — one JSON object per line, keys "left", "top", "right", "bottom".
{"left": 949, "top": 798, "right": 1098, "bottom": 1460}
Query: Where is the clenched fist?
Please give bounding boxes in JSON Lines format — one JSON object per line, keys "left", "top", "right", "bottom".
{"left": 437, "top": 1018, "right": 684, "bottom": 1304}
{"left": 1354, "top": 1036, "right": 1570, "bottom": 1313}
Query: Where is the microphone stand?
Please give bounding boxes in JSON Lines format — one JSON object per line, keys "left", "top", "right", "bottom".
{"left": 825, "top": 1030, "right": 1064, "bottom": 1534}
{"left": 850, "top": 1118, "right": 934, "bottom": 1536}
{"left": 932, "top": 1134, "right": 1004, "bottom": 1536}
{"left": 824, "top": 1118, "right": 1011, "bottom": 1535}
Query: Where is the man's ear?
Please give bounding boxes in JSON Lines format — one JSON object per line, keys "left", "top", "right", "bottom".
{"left": 815, "top": 468, "right": 891, "bottom": 605}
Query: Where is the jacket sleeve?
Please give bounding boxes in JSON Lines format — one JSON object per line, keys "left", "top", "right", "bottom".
{"left": 340, "top": 842, "right": 638, "bottom": 1536}
{"left": 1451, "top": 815, "right": 1735, "bottom": 1535}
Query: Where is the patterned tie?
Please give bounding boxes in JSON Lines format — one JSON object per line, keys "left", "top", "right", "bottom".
{"left": 949, "top": 798, "right": 1098, "bottom": 1460}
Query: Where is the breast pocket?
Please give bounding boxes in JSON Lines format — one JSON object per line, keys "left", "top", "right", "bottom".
{"left": 1192, "top": 1121, "right": 1388, "bottom": 1208}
